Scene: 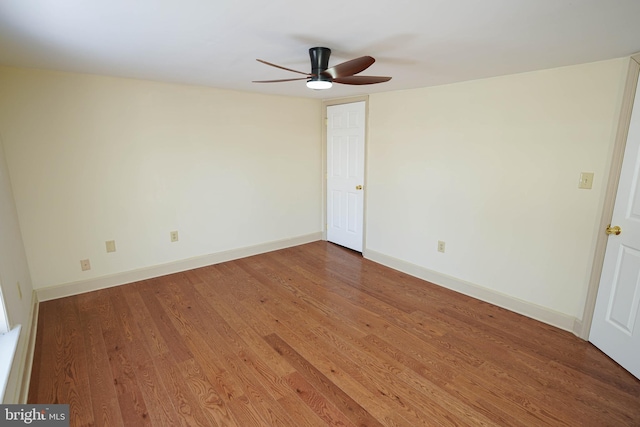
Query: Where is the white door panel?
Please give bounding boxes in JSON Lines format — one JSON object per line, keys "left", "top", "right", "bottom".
{"left": 590, "top": 71, "right": 640, "bottom": 379}
{"left": 327, "top": 102, "right": 365, "bottom": 252}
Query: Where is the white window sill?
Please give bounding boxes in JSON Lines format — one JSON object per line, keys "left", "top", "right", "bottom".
{"left": 0, "top": 325, "right": 21, "bottom": 402}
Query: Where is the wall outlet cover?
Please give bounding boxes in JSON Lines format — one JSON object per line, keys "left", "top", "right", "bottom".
{"left": 579, "top": 172, "right": 594, "bottom": 189}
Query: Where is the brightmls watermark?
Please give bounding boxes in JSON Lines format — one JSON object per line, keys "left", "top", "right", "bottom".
{"left": 1, "top": 405, "right": 69, "bottom": 426}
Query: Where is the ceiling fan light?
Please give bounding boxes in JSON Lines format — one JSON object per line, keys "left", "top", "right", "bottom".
{"left": 306, "top": 79, "right": 332, "bottom": 90}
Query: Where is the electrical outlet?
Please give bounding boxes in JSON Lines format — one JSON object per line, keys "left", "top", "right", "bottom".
{"left": 170, "top": 231, "right": 179, "bottom": 242}
{"left": 438, "top": 241, "right": 446, "bottom": 253}
{"left": 106, "top": 240, "right": 116, "bottom": 253}
{"left": 80, "top": 259, "right": 91, "bottom": 271}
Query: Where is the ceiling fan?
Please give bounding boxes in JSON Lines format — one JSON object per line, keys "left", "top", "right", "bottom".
{"left": 253, "top": 47, "right": 392, "bottom": 90}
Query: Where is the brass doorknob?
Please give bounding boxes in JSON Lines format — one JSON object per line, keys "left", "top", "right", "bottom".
{"left": 355, "top": 185, "right": 363, "bottom": 190}
{"left": 606, "top": 225, "right": 621, "bottom": 235}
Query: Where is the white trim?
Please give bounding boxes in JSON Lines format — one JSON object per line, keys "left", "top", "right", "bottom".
{"left": 0, "top": 282, "right": 9, "bottom": 334}
{"left": 37, "top": 233, "right": 322, "bottom": 301}
{"left": 580, "top": 54, "right": 640, "bottom": 339}
{"left": 1, "top": 292, "right": 39, "bottom": 404}
{"left": 17, "top": 293, "right": 39, "bottom": 403}
{"left": 0, "top": 325, "right": 21, "bottom": 403}
{"left": 364, "top": 249, "right": 578, "bottom": 334}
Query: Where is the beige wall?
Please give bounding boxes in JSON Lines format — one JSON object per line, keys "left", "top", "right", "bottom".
{"left": 366, "top": 59, "right": 628, "bottom": 320}
{"left": 0, "top": 67, "right": 323, "bottom": 290}
{"left": 0, "top": 58, "right": 629, "bottom": 333}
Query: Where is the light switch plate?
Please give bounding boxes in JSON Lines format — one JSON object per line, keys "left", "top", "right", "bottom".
{"left": 579, "top": 172, "right": 594, "bottom": 189}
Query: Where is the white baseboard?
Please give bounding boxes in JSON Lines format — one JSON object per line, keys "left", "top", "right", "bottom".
{"left": 37, "top": 233, "right": 322, "bottom": 302}
{"left": 572, "top": 318, "right": 585, "bottom": 339}
{"left": 364, "top": 249, "right": 580, "bottom": 335}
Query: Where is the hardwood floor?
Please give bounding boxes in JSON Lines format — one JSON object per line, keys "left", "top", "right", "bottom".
{"left": 28, "top": 241, "right": 640, "bottom": 426}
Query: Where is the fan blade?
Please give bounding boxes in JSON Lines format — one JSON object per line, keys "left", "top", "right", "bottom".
{"left": 333, "top": 75, "right": 392, "bottom": 85}
{"left": 252, "top": 77, "right": 313, "bottom": 83}
{"left": 322, "top": 56, "right": 375, "bottom": 79}
{"left": 256, "top": 59, "right": 312, "bottom": 76}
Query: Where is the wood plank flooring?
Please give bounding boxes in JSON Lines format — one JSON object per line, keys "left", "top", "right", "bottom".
{"left": 28, "top": 241, "right": 640, "bottom": 426}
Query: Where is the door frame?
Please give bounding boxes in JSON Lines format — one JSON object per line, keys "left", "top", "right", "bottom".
{"left": 322, "top": 96, "right": 369, "bottom": 249}
{"left": 580, "top": 53, "right": 640, "bottom": 339}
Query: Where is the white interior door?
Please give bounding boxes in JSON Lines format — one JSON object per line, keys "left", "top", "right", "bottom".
{"left": 326, "top": 101, "right": 365, "bottom": 252}
{"left": 590, "top": 71, "right": 640, "bottom": 380}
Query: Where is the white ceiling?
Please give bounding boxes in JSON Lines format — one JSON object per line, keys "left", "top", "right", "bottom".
{"left": 1, "top": 0, "right": 640, "bottom": 100}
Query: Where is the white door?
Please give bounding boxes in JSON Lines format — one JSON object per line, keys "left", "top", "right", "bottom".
{"left": 326, "top": 101, "right": 365, "bottom": 252}
{"left": 590, "top": 71, "right": 640, "bottom": 379}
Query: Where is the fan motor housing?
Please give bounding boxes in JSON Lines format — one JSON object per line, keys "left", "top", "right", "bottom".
{"left": 309, "top": 47, "right": 331, "bottom": 82}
